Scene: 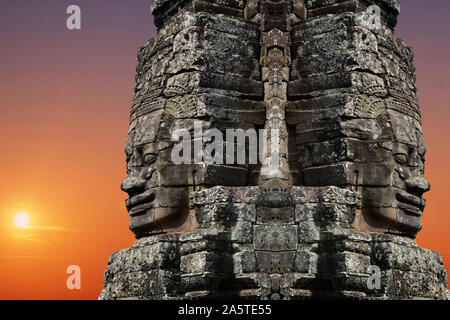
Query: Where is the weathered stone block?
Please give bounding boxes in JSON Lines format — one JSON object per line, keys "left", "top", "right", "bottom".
{"left": 295, "top": 203, "right": 317, "bottom": 222}
{"left": 233, "top": 251, "right": 257, "bottom": 274}
{"left": 298, "top": 221, "right": 320, "bottom": 244}
{"left": 254, "top": 225, "right": 297, "bottom": 251}
{"left": 181, "top": 251, "right": 232, "bottom": 275}
{"left": 255, "top": 252, "right": 296, "bottom": 273}
{"left": 234, "top": 203, "right": 257, "bottom": 222}
{"left": 333, "top": 252, "right": 371, "bottom": 275}
{"left": 257, "top": 206, "right": 294, "bottom": 224}
{"left": 294, "top": 250, "right": 318, "bottom": 274}
{"left": 231, "top": 220, "right": 253, "bottom": 243}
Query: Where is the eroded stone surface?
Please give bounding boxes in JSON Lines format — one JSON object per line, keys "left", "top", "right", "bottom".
{"left": 101, "top": 0, "right": 448, "bottom": 300}
{"left": 101, "top": 186, "right": 447, "bottom": 299}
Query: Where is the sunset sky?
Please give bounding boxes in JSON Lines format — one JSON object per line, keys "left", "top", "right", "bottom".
{"left": 0, "top": 0, "right": 449, "bottom": 299}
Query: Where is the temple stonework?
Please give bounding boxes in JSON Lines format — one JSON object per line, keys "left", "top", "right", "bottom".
{"left": 100, "top": 0, "right": 448, "bottom": 299}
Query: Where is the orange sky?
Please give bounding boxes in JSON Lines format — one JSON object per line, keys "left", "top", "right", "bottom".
{"left": 0, "top": 1, "right": 448, "bottom": 299}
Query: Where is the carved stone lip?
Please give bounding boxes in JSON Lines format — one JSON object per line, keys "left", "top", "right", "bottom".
{"left": 397, "top": 189, "right": 424, "bottom": 207}
{"left": 126, "top": 189, "right": 155, "bottom": 213}
{"left": 396, "top": 190, "right": 424, "bottom": 217}
{"left": 129, "top": 202, "right": 153, "bottom": 217}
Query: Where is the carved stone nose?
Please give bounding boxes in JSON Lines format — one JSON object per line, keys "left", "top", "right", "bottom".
{"left": 121, "top": 174, "right": 146, "bottom": 194}
{"left": 405, "top": 176, "right": 431, "bottom": 195}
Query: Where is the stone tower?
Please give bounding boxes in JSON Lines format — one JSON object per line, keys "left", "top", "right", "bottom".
{"left": 100, "top": 0, "right": 448, "bottom": 299}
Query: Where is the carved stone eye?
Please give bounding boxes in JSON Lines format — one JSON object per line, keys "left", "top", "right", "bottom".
{"left": 394, "top": 153, "right": 408, "bottom": 164}
{"left": 140, "top": 143, "right": 158, "bottom": 165}
{"left": 143, "top": 153, "right": 157, "bottom": 165}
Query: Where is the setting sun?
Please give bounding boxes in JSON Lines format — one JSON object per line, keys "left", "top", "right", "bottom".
{"left": 14, "top": 213, "right": 30, "bottom": 229}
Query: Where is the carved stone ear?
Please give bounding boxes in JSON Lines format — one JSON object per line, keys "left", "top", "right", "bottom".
{"left": 244, "top": 0, "right": 258, "bottom": 20}
{"left": 293, "top": 0, "right": 307, "bottom": 20}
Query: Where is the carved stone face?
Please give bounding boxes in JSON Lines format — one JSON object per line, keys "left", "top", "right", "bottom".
{"left": 294, "top": 98, "right": 429, "bottom": 238}
{"left": 360, "top": 110, "right": 430, "bottom": 237}
{"left": 121, "top": 110, "right": 191, "bottom": 238}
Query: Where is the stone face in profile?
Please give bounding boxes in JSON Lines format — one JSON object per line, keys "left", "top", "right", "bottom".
{"left": 292, "top": 61, "right": 430, "bottom": 237}
{"left": 360, "top": 109, "right": 430, "bottom": 237}
{"left": 101, "top": 0, "right": 448, "bottom": 300}
{"left": 121, "top": 111, "right": 194, "bottom": 237}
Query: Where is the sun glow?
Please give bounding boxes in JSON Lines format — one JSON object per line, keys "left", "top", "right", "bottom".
{"left": 14, "top": 213, "right": 30, "bottom": 229}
